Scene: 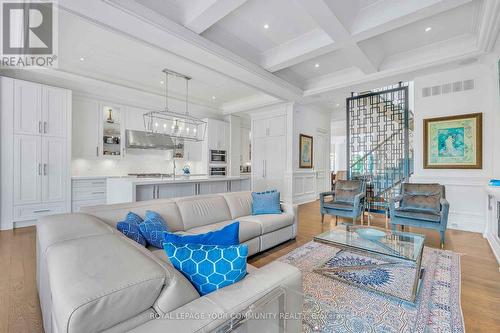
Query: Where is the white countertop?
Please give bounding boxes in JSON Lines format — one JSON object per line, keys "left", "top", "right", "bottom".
{"left": 107, "top": 175, "right": 250, "bottom": 186}
{"left": 72, "top": 175, "right": 111, "bottom": 180}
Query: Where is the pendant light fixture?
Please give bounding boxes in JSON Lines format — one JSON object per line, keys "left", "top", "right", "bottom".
{"left": 143, "top": 69, "right": 207, "bottom": 142}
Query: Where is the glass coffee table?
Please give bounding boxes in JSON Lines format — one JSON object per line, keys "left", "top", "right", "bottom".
{"left": 314, "top": 225, "right": 425, "bottom": 303}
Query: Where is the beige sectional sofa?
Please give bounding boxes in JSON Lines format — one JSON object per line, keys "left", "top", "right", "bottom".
{"left": 36, "top": 191, "right": 302, "bottom": 333}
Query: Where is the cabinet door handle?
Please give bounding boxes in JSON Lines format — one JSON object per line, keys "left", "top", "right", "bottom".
{"left": 38, "top": 163, "right": 42, "bottom": 175}
{"left": 43, "top": 121, "right": 47, "bottom": 134}
{"left": 96, "top": 146, "right": 99, "bottom": 157}
{"left": 43, "top": 163, "right": 47, "bottom": 175}
{"left": 152, "top": 185, "right": 156, "bottom": 199}
{"left": 33, "top": 209, "right": 51, "bottom": 213}
{"left": 91, "top": 191, "right": 105, "bottom": 195}
{"left": 262, "top": 160, "right": 265, "bottom": 178}
{"left": 156, "top": 185, "right": 160, "bottom": 198}
{"left": 38, "top": 121, "right": 42, "bottom": 133}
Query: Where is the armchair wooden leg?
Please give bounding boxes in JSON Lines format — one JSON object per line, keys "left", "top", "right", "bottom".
{"left": 321, "top": 214, "right": 324, "bottom": 224}
{"left": 335, "top": 216, "right": 338, "bottom": 226}
{"left": 440, "top": 231, "right": 445, "bottom": 249}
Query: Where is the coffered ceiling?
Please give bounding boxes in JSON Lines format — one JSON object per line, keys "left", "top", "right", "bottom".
{"left": 3, "top": 0, "right": 498, "bottom": 114}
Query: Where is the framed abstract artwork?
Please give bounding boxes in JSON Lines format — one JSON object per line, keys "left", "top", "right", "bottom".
{"left": 423, "top": 113, "right": 482, "bottom": 169}
{"left": 299, "top": 134, "right": 313, "bottom": 168}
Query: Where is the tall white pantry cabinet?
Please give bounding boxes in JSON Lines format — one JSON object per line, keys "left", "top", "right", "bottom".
{"left": 1, "top": 77, "right": 72, "bottom": 230}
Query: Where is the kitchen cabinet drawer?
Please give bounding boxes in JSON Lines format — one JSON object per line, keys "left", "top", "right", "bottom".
{"left": 13, "top": 202, "right": 67, "bottom": 221}
{"left": 72, "top": 199, "right": 106, "bottom": 212}
{"left": 72, "top": 179, "right": 106, "bottom": 188}
{"left": 72, "top": 186, "right": 106, "bottom": 201}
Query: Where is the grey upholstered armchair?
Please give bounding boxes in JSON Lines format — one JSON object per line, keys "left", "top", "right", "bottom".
{"left": 320, "top": 179, "right": 366, "bottom": 225}
{"left": 389, "top": 183, "right": 449, "bottom": 248}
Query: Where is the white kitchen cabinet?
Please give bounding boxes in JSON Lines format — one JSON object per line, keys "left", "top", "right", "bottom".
{"left": 199, "top": 181, "right": 227, "bottom": 195}
{"left": 42, "top": 137, "right": 67, "bottom": 203}
{"left": 252, "top": 115, "right": 285, "bottom": 138}
{"left": 13, "top": 80, "right": 42, "bottom": 136}
{"left": 136, "top": 185, "right": 155, "bottom": 201}
{"left": 72, "top": 98, "right": 100, "bottom": 159}
{"left": 2, "top": 78, "right": 72, "bottom": 229}
{"left": 184, "top": 140, "right": 202, "bottom": 161}
{"left": 13, "top": 134, "right": 42, "bottom": 205}
{"left": 42, "top": 86, "right": 68, "bottom": 138}
{"left": 240, "top": 127, "right": 251, "bottom": 166}
{"left": 207, "top": 119, "right": 230, "bottom": 151}
{"left": 251, "top": 114, "right": 287, "bottom": 193}
{"left": 71, "top": 178, "right": 106, "bottom": 212}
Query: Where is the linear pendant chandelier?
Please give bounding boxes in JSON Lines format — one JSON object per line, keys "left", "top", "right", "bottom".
{"left": 143, "top": 68, "right": 207, "bottom": 142}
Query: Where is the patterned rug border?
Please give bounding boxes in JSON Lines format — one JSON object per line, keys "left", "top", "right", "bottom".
{"left": 277, "top": 241, "right": 465, "bottom": 333}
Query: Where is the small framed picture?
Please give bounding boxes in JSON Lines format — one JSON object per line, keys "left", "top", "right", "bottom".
{"left": 299, "top": 134, "right": 313, "bottom": 168}
{"left": 423, "top": 113, "right": 482, "bottom": 169}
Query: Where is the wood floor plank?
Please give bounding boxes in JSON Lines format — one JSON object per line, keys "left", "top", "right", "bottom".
{"left": 0, "top": 200, "right": 499, "bottom": 332}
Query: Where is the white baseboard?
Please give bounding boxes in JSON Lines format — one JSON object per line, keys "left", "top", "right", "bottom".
{"left": 484, "top": 230, "right": 500, "bottom": 268}
{"left": 14, "top": 220, "right": 36, "bottom": 229}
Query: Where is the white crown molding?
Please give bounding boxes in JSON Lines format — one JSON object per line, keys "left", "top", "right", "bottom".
{"left": 58, "top": 0, "right": 303, "bottom": 102}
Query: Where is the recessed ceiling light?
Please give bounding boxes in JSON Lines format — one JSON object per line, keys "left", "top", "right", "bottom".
{"left": 425, "top": 27, "right": 432, "bottom": 32}
{"left": 160, "top": 80, "right": 164, "bottom": 84}
{"left": 336, "top": 103, "right": 340, "bottom": 107}
{"left": 315, "top": 63, "right": 320, "bottom": 68}
{"left": 79, "top": 57, "right": 84, "bottom": 61}
{"left": 211, "top": 96, "right": 216, "bottom": 100}
{"left": 263, "top": 24, "right": 269, "bottom": 29}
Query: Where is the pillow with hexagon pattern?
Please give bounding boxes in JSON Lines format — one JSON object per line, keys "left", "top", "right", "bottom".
{"left": 163, "top": 242, "right": 248, "bottom": 296}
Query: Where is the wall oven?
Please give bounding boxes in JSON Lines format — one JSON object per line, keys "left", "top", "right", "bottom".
{"left": 210, "top": 150, "right": 227, "bottom": 164}
{"left": 209, "top": 166, "right": 227, "bottom": 176}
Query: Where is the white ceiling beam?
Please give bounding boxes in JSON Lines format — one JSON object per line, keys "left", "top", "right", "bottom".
{"left": 262, "top": 29, "right": 336, "bottom": 72}
{"left": 296, "top": 0, "right": 377, "bottom": 74}
{"left": 185, "top": 0, "right": 248, "bottom": 34}
{"left": 60, "top": 0, "right": 302, "bottom": 101}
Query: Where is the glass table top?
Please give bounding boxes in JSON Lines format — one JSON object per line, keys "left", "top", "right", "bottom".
{"left": 314, "top": 225, "right": 425, "bottom": 261}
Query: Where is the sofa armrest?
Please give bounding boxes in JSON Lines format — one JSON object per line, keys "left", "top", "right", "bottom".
{"left": 389, "top": 195, "right": 404, "bottom": 217}
{"left": 281, "top": 202, "right": 298, "bottom": 238}
{"left": 127, "top": 261, "right": 303, "bottom": 333}
{"left": 440, "top": 197, "right": 450, "bottom": 228}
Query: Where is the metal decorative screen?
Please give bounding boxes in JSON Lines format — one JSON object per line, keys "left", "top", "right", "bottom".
{"left": 346, "top": 84, "right": 410, "bottom": 208}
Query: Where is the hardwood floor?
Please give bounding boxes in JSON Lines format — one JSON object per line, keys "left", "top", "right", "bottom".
{"left": 1, "top": 200, "right": 499, "bottom": 332}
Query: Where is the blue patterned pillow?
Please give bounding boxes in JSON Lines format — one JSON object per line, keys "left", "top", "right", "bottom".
{"left": 163, "top": 243, "right": 248, "bottom": 296}
{"left": 116, "top": 212, "right": 146, "bottom": 246}
{"left": 163, "top": 222, "right": 239, "bottom": 246}
{"left": 252, "top": 190, "right": 282, "bottom": 215}
{"left": 139, "top": 210, "right": 169, "bottom": 248}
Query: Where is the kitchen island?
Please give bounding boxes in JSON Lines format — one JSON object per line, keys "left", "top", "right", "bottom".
{"left": 106, "top": 176, "right": 251, "bottom": 204}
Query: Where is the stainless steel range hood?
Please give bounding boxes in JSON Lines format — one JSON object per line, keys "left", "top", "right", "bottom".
{"left": 125, "top": 129, "right": 176, "bottom": 150}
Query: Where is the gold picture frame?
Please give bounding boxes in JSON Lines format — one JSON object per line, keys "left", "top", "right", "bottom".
{"left": 423, "top": 113, "right": 482, "bottom": 169}
{"left": 299, "top": 134, "right": 313, "bottom": 168}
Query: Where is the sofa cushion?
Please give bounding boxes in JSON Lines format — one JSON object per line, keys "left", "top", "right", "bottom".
{"left": 323, "top": 201, "right": 353, "bottom": 211}
{"left": 187, "top": 220, "right": 261, "bottom": 243}
{"left": 164, "top": 222, "right": 239, "bottom": 246}
{"left": 401, "top": 193, "right": 441, "bottom": 213}
{"left": 175, "top": 195, "right": 232, "bottom": 230}
{"left": 394, "top": 208, "right": 441, "bottom": 222}
{"left": 47, "top": 233, "right": 166, "bottom": 333}
{"left": 239, "top": 214, "right": 294, "bottom": 234}
{"left": 163, "top": 243, "right": 248, "bottom": 296}
{"left": 251, "top": 190, "right": 282, "bottom": 215}
{"left": 81, "top": 199, "right": 185, "bottom": 232}
{"left": 139, "top": 211, "right": 169, "bottom": 248}
{"left": 222, "top": 191, "right": 253, "bottom": 219}
{"left": 117, "top": 212, "right": 146, "bottom": 246}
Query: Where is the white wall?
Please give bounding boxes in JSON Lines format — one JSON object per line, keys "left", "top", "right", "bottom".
{"left": 411, "top": 63, "right": 497, "bottom": 233}
{"left": 292, "top": 105, "right": 331, "bottom": 204}
{"left": 331, "top": 119, "right": 347, "bottom": 171}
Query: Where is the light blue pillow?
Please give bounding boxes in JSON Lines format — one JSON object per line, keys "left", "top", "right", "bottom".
{"left": 163, "top": 222, "right": 239, "bottom": 246}
{"left": 139, "top": 210, "right": 169, "bottom": 248}
{"left": 163, "top": 243, "right": 248, "bottom": 296}
{"left": 116, "top": 212, "right": 146, "bottom": 246}
{"left": 252, "top": 190, "right": 282, "bottom": 215}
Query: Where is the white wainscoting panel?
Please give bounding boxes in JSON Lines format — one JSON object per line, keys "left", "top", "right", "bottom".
{"left": 293, "top": 171, "right": 317, "bottom": 204}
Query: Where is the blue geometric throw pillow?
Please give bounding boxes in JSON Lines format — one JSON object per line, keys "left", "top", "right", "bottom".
{"left": 116, "top": 212, "right": 146, "bottom": 246}
{"left": 163, "top": 222, "right": 239, "bottom": 246}
{"left": 163, "top": 243, "right": 248, "bottom": 296}
{"left": 139, "top": 210, "right": 169, "bottom": 248}
{"left": 252, "top": 190, "right": 282, "bottom": 215}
